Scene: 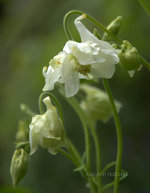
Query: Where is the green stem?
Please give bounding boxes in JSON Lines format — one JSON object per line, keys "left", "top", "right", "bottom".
{"left": 57, "top": 148, "right": 75, "bottom": 164}
{"left": 101, "top": 161, "right": 116, "bottom": 175}
{"left": 89, "top": 121, "right": 102, "bottom": 193}
{"left": 139, "top": 0, "right": 150, "bottom": 16}
{"left": 102, "top": 79, "right": 123, "bottom": 193}
{"left": 139, "top": 54, "right": 150, "bottom": 71}
{"left": 63, "top": 96, "right": 96, "bottom": 193}
{"left": 63, "top": 10, "right": 122, "bottom": 43}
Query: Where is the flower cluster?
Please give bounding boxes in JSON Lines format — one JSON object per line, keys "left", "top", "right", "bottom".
{"left": 43, "top": 15, "right": 119, "bottom": 97}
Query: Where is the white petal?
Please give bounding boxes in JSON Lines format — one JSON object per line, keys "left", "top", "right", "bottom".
{"left": 53, "top": 51, "right": 66, "bottom": 64}
{"left": 29, "top": 115, "right": 44, "bottom": 155}
{"left": 62, "top": 55, "right": 79, "bottom": 97}
{"left": 63, "top": 41, "right": 105, "bottom": 65}
{"left": 74, "top": 17, "right": 117, "bottom": 52}
{"left": 90, "top": 53, "right": 118, "bottom": 78}
{"left": 42, "top": 66, "right": 61, "bottom": 91}
{"left": 74, "top": 17, "right": 99, "bottom": 43}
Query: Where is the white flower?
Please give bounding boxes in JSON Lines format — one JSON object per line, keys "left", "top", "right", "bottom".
{"left": 43, "top": 15, "right": 119, "bottom": 97}
{"left": 29, "top": 96, "right": 67, "bottom": 155}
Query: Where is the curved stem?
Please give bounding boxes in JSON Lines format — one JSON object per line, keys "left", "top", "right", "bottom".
{"left": 63, "top": 10, "right": 122, "bottom": 43}
{"left": 88, "top": 121, "right": 102, "bottom": 193}
{"left": 139, "top": 0, "right": 150, "bottom": 16}
{"left": 102, "top": 79, "right": 123, "bottom": 193}
{"left": 101, "top": 161, "right": 116, "bottom": 175}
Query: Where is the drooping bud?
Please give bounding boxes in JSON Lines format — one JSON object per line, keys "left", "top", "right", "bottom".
{"left": 29, "top": 96, "right": 68, "bottom": 155}
{"left": 103, "top": 16, "right": 122, "bottom": 41}
{"left": 80, "top": 84, "right": 122, "bottom": 123}
{"left": 10, "top": 149, "right": 28, "bottom": 187}
{"left": 118, "top": 40, "right": 142, "bottom": 77}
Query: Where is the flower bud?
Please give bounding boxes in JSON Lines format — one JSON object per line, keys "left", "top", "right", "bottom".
{"left": 103, "top": 16, "right": 122, "bottom": 41}
{"left": 118, "top": 40, "right": 142, "bottom": 76}
{"left": 10, "top": 149, "right": 28, "bottom": 187}
{"left": 29, "top": 96, "right": 68, "bottom": 155}
{"left": 80, "top": 84, "right": 122, "bottom": 123}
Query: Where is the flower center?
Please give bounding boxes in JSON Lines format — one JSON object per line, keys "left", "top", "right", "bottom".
{"left": 75, "top": 63, "right": 91, "bottom": 75}
{"left": 72, "top": 56, "right": 91, "bottom": 76}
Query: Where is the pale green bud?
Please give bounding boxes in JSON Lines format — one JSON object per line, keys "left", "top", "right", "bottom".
{"left": 103, "top": 16, "right": 122, "bottom": 41}
{"left": 118, "top": 40, "right": 142, "bottom": 76}
{"left": 10, "top": 149, "right": 28, "bottom": 187}
{"left": 29, "top": 96, "right": 68, "bottom": 155}
{"left": 80, "top": 84, "right": 122, "bottom": 123}
{"left": 16, "top": 121, "right": 28, "bottom": 142}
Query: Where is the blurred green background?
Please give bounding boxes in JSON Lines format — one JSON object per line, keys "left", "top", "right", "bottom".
{"left": 0, "top": 0, "right": 150, "bottom": 193}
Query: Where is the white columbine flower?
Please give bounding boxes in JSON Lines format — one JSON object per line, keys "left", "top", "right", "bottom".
{"left": 29, "top": 96, "right": 67, "bottom": 155}
{"left": 43, "top": 15, "right": 119, "bottom": 97}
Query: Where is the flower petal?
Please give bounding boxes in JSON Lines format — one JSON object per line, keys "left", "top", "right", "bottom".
{"left": 62, "top": 55, "right": 79, "bottom": 97}
{"left": 74, "top": 16, "right": 117, "bottom": 52}
{"left": 63, "top": 40, "right": 105, "bottom": 65}
{"left": 42, "top": 66, "right": 61, "bottom": 91}
{"left": 90, "top": 52, "right": 119, "bottom": 78}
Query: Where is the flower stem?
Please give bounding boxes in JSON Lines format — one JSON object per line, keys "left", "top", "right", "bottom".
{"left": 63, "top": 96, "right": 96, "bottom": 193}
{"left": 63, "top": 10, "right": 122, "bottom": 44}
{"left": 139, "top": 0, "right": 150, "bottom": 16}
{"left": 139, "top": 54, "right": 150, "bottom": 71}
{"left": 88, "top": 121, "right": 102, "bottom": 193}
{"left": 102, "top": 79, "right": 123, "bottom": 193}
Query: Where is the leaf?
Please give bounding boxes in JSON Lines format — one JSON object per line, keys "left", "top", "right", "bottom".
{"left": 74, "top": 164, "right": 85, "bottom": 172}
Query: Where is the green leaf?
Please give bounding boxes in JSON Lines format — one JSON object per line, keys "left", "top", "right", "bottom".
{"left": 74, "top": 164, "right": 85, "bottom": 172}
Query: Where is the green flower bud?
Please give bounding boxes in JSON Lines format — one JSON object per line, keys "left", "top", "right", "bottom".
{"left": 10, "top": 149, "right": 28, "bottom": 187}
{"left": 118, "top": 40, "right": 142, "bottom": 76}
{"left": 29, "top": 96, "right": 68, "bottom": 155}
{"left": 103, "top": 16, "right": 122, "bottom": 41}
{"left": 16, "top": 121, "right": 28, "bottom": 142}
{"left": 80, "top": 84, "right": 122, "bottom": 123}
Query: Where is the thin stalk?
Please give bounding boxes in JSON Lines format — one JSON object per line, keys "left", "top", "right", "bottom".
{"left": 102, "top": 79, "right": 123, "bottom": 193}
{"left": 101, "top": 161, "right": 116, "bottom": 175}
{"left": 139, "top": 0, "right": 150, "bottom": 16}
{"left": 139, "top": 54, "right": 150, "bottom": 71}
{"left": 64, "top": 96, "right": 96, "bottom": 193}
{"left": 89, "top": 121, "right": 102, "bottom": 193}
{"left": 63, "top": 10, "right": 122, "bottom": 44}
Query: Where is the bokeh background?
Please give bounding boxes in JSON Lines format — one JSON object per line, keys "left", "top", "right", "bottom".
{"left": 0, "top": 0, "right": 150, "bottom": 193}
